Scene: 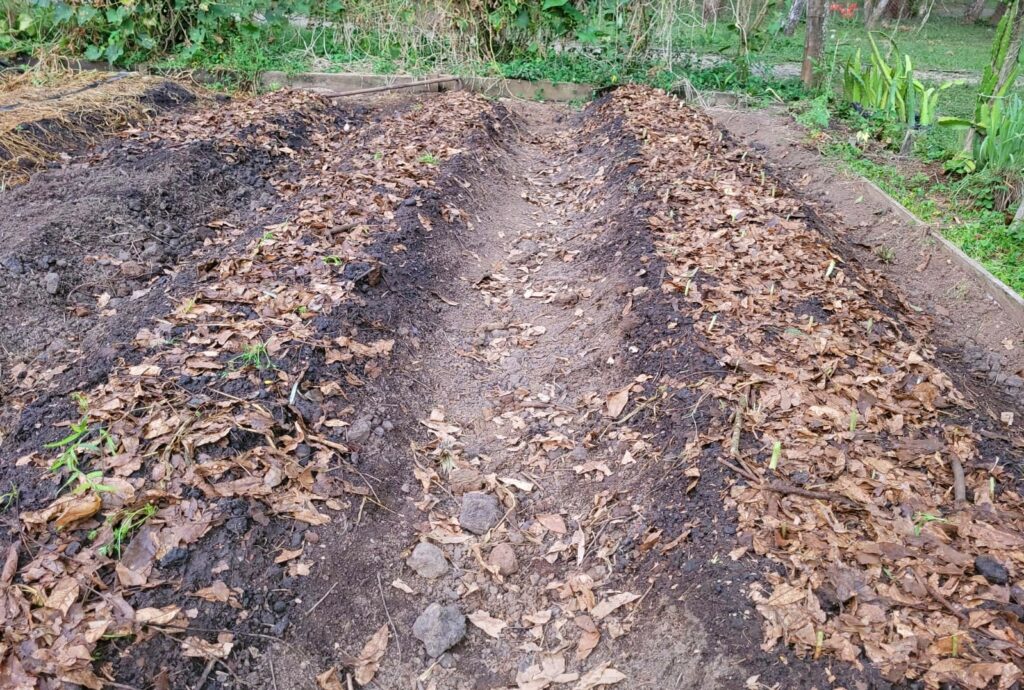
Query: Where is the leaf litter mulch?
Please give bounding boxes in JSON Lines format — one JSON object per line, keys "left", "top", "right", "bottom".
{"left": 0, "top": 82, "right": 1022, "bottom": 690}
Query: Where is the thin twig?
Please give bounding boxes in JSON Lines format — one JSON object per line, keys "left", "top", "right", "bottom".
{"left": 377, "top": 572, "right": 402, "bottom": 662}
{"left": 766, "top": 482, "right": 863, "bottom": 511}
{"left": 269, "top": 655, "right": 279, "bottom": 690}
{"left": 306, "top": 581, "right": 339, "bottom": 616}
{"left": 730, "top": 393, "right": 747, "bottom": 458}
{"left": 717, "top": 457, "right": 759, "bottom": 483}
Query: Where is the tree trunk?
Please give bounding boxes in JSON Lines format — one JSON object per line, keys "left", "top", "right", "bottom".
{"left": 965, "top": 0, "right": 988, "bottom": 22}
{"left": 991, "top": 0, "right": 1010, "bottom": 24}
{"left": 783, "top": 0, "right": 807, "bottom": 35}
{"left": 802, "top": 0, "right": 826, "bottom": 87}
{"left": 867, "top": 0, "right": 893, "bottom": 27}
{"left": 703, "top": 0, "right": 723, "bottom": 23}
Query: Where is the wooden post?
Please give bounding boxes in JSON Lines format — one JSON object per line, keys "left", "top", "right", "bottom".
{"left": 802, "top": 0, "right": 826, "bottom": 88}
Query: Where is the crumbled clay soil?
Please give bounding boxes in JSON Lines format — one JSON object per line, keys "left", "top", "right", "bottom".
{"left": 1, "top": 86, "right": 1023, "bottom": 690}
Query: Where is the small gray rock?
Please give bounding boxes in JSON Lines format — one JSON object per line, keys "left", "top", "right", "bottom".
{"left": 413, "top": 603, "right": 466, "bottom": 657}
{"left": 975, "top": 555, "right": 1010, "bottom": 585}
{"left": 43, "top": 272, "right": 60, "bottom": 295}
{"left": 459, "top": 492, "right": 500, "bottom": 535}
{"left": 346, "top": 416, "right": 373, "bottom": 444}
{"left": 407, "top": 542, "right": 448, "bottom": 579}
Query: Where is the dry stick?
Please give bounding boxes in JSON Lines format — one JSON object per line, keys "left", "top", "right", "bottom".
{"left": 915, "top": 569, "right": 967, "bottom": 622}
{"left": 766, "top": 482, "right": 863, "bottom": 511}
{"left": 950, "top": 455, "right": 967, "bottom": 505}
{"left": 377, "top": 572, "right": 402, "bottom": 663}
{"left": 730, "top": 393, "right": 748, "bottom": 459}
{"left": 269, "top": 656, "right": 279, "bottom": 690}
{"left": 718, "top": 457, "right": 759, "bottom": 483}
{"left": 305, "top": 581, "right": 339, "bottom": 616}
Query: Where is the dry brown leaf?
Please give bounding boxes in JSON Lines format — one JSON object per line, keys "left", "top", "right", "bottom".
{"left": 316, "top": 667, "right": 344, "bottom": 690}
{"left": 604, "top": 384, "right": 631, "bottom": 418}
{"left": 536, "top": 513, "right": 567, "bottom": 535}
{"left": 574, "top": 663, "right": 627, "bottom": 689}
{"left": 468, "top": 610, "right": 507, "bottom": 638}
{"left": 591, "top": 592, "right": 640, "bottom": 620}
{"left": 347, "top": 624, "right": 389, "bottom": 686}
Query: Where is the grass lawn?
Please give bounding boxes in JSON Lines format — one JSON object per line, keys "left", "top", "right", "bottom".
{"left": 682, "top": 14, "right": 999, "bottom": 74}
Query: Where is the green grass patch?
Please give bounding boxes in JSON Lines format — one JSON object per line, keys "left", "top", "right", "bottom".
{"left": 824, "top": 139, "right": 1024, "bottom": 294}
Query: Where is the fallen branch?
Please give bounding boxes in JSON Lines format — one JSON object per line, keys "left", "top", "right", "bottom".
{"left": 765, "top": 482, "right": 863, "bottom": 511}
{"left": 950, "top": 455, "right": 966, "bottom": 505}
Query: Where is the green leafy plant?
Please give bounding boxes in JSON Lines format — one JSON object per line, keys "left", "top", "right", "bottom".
{"left": 0, "top": 484, "right": 19, "bottom": 512}
{"left": 230, "top": 341, "right": 275, "bottom": 371}
{"left": 912, "top": 511, "right": 950, "bottom": 536}
{"left": 843, "top": 35, "right": 959, "bottom": 128}
{"left": 98, "top": 503, "right": 157, "bottom": 558}
{"left": 46, "top": 415, "right": 117, "bottom": 496}
{"left": 418, "top": 152, "right": 439, "bottom": 165}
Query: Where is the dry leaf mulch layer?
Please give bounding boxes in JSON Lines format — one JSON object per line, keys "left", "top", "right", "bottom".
{"left": 0, "top": 88, "right": 500, "bottom": 688}
{"left": 588, "top": 86, "right": 1024, "bottom": 688}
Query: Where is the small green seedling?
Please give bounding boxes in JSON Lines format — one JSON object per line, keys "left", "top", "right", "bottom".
{"left": 418, "top": 153, "right": 438, "bottom": 165}
{"left": 769, "top": 441, "right": 782, "bottom": 470}
{"left": 98, "top": 503, "right": 157, "bottom": 558}
{"left": 46, "top": 416, "right": 118, "bottom": 496}
{"left": 873, "top": 245, "right": 896, "bottom": 264}
{"left": 373, "top": 151, "right": 384, "bottom": 161}
{"left": 0, "top": 484, "right": 19, "bottom": 512}
{"left": 322, "top": 255, "right": 344, "bottom": 266}
{"left": 230, "top": 342, "right": 275, "bottom": 371}
{"left": 849, "top": 409, "right": 859, "bottom": 432}
{"left": 912, "top": 511, "right": 950, "bottom": 536}
{"left": 259, "top": 230, "right": 276, "bottom": 245}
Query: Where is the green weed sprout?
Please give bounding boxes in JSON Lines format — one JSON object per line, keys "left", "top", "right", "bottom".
{"left": 0, "top": 484, "right": 19, "bottom": 512}
{"left": 98, "top": 503, "right": 157, "bottom": 558}
{"left": 46, "top": 416, "right": 118, "bottom": 496}
{"left": 230, "top": 342, "right": 275, "bottom": 371}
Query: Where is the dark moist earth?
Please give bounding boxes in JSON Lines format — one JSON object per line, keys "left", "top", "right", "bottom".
{"left": 0, "top": 89, "right": 1021, "bottom": 690}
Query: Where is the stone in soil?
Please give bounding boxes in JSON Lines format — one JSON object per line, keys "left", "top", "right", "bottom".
{"left": 346, "top": 416, "right": 374, "bottom": 444}
{"left": 458, "top": 491, "right": 501, "bottom": 535}
{"left": 975, "top": 554, "right": 1010, "bottom": 584}
{"left": 412, "top": 603, "right": 466, "bottom": 657}
{"left": 488, "top": 543, "right": 518, "bottom": 575}
{"left": 44, "top": 271, "right": 60, "bottom": 295}
{"left": 407, "top": 542, "right": 449, "bottom": 579}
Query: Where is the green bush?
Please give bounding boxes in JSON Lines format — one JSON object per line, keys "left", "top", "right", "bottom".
{"left": 5, "top": 0, "right": 332, "bottom": 65}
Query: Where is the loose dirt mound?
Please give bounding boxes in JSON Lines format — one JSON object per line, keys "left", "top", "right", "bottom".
{"left": 1, "top": 84, "right": 1022, "bottom": 690}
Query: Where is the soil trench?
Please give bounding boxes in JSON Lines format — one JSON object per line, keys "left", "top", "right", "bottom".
{"left": 252, "top": 101, "right": 843, "bottom": 690}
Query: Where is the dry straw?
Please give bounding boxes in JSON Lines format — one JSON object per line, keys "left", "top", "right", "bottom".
{"left": 0, "top": 61, "right": 194, "bottom": 187}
